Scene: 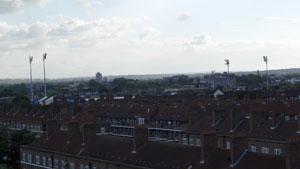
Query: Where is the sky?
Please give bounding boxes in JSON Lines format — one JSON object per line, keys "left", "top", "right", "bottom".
{"left": 1, "top": 0, "right": 300, "bottom": 79}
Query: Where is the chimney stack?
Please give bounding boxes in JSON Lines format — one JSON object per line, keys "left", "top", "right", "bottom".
{"left": 67, "top": 121, "right": 80, "bottom": 144}
{"left": 286, "top": 138, "right": 300, "bottom": 169}
{"left": 249, "top": 112, "right": 266, "bottom": 132}
{"left": 297, "top": 114, "right": 300, "bottom": 134}
{"left": 82, "top": 123, "right": 96, "bottom": 145}
{"left": 200, "top": 131, "right": 216, "bottom": 164}
{"left": 211, "top": 109, "right": 224, "bottom": 126}
{"left": 132, "top": 126, "right": 148, "bottom": 153}
{"left": 230, "top": 110, "right": 243, "bottom": 132}
{"left": 46, "top": 120, "right": 59, "bottom": 140}
{"left": 229, "top": 133, "right": 248, "bottom": 168}
{"left": 271, "top": 112, "right": 281, "bottom": 130}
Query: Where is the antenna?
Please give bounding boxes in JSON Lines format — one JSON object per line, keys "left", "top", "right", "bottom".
{"left": 29, "top": 55, "right": 34, "bottom": 104}
{"left": 224, "top": 59, "right": 230, "bottom": 91}
{"left": 263, "top": 56, "right": 269, "bottom": 90}
{"left": 43, "top": 53, "right": 47, "bottom": 97}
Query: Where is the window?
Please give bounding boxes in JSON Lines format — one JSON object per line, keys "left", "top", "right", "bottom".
{"left": 27, "top": 154, "right": 32, "bottom": 163}
{"left": 183, "top": 138, "right": 188, "bottom": 145}
{"left": 48, "top": 158, "right": 52, "bottom": 167}
{"left": 138, "top": 118, "right": 145, "bottom": 125}
{"left": 295, "top": 115, "right": 298, "bottom": 120}
{"left": 35, "top": 155, "right": 40, "bottom": 165}
{"left": 85, "top": 165, "right": 89, "bottom": 169}
{"left": 42, "top": 157, "right": 46, "bottom": 166}
{"left": 69, "top": 162, "right": 75, "bottom": 169}
{"left": 285, "top": 116, "right": 290, "bottom": 121}
{"left": 226, "top": 141, "right": 231, "bottom": 150}
{"left": 274, "top": 148, "right": 282, "bottom": 155}
{"left": 196, "top": 139, "right": 201, "bottom": 147}
{"left": 261, "top": 147, "right": 269, "bottom": 154}
{"left": 250, "top": 146, "right": 256, "bottom": 152}
{"left": 62, "top": 160, "right": 65, "bottom": 169}
{"left": 189, "top": 138, "right": 194, "bottom": 145}
{"left": 92, "top": 167, "right": 97, "bottom": 169}
{"left": 80, "top": 164, "right": 84, "bottom": 169}
{"left": 54, "top": 159, "right": 59, "bottom": 169}
{"left": 22, "top": 152, "right": 26, "bottom": 161}
{"left": 101, "top": 127, "right": 105, "bottom": 133}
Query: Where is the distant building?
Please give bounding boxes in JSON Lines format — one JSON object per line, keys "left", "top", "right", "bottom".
{"left": 204, "top": 72, "right": 236, "bottom": 90}
{"left": 95, "top": 72, "right": 103, "bottom": 83}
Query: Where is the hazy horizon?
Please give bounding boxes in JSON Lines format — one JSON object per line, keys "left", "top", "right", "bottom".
{"left": 1, "top": 0, "right": 300, "bottom": 79}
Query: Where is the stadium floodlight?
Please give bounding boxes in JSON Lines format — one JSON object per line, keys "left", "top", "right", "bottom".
{"left": 224, "top": 59, "right": 230, "bottom": 90}
{"left": 43, "top": 53, "right": 47, "bottom": 97}
{"left": 263, "top": 56, "right": 269, "bottom": 90}
{"left": 29, "top": 56, "right": 34, "bottom": 104}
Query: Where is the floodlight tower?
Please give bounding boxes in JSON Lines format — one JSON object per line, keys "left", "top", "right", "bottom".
{"left": 43, "top": 53, "right": 47, "bottom": 97}
{"left": 225, "top": 59, "right": 230, "bottom": 90}
{"left": 29, "top": 56, "right": 34, "bottom": 104}
{"left": 263, "top": 56, "right": 269, "bottom": 90}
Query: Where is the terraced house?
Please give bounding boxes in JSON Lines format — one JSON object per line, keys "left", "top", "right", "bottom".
{"left": 1, "top": 94, "right": 300, "bottom": 169}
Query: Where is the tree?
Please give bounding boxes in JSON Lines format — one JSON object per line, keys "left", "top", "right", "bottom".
{"left": 0, "top": 127, "right": 36, "bottom": 169}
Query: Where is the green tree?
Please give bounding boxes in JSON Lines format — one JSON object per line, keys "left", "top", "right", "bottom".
{"left": 0, "top": 127, "right": 36, "bottom": 169}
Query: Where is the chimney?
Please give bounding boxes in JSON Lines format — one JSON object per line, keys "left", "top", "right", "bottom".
{"left": 211, "top": 109, "right": 224, "bottom": 126}
{"left": 74, "top": 98, "right": 80, "bottom": 104}
{"left": 62, "top": 98, "right": 67, "bottom": 103}
{"left": 87, "top": 110, "right": 96, "bottom": 122}
{"left": 249, "top": 112, "right": 266, "bottom": 132}
{"left": 80, "top": 98, "right": 85, "bottom": 104}
{"left": 46, "top": 120, "right": 59, "bottom": 140}
{"left": 229, "top": 133, "right": 248, "bottom": 168}
{"left": 67, "top": 121, "right": 80, "bottom": 144}
{"left": 88, "top": 99, "right": 96, "bottom": 105}
{"left": 82, "top": 123, "right": 96, "bottom": 145}
{"left": 297, "top": 114, "right": 300, "bottom": 134}
{"left": 271, "top": 112, "right": 281, "bottom": 130}
{"left": 132, "top": 126, "right": 148, "bottom": 153}
{"left": 200, "top": 131, "right": 216, "bottom": 164}
{"left": 230, "top": 110, "right": 243, "bottom": 132}
{"left": 286, "top": 138, "right": 300, "bottom": 169}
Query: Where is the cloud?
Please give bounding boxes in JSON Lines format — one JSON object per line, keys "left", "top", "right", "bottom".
{"left": 176, "top": 12, "right": 191, "bottom": 21}
{"left": 0, "top": 0, "right": 45, "bottom": 14}
{"left": 75, "top": 0, "right": 103, "bottom": 9}
{"left": 262, "top": 17, "right": 300, "bottom": 23}
{"left": 0, "top": 16, "right": 153, "bottom": 51}
{"left": 139, "top": 27, "right": 160, "bottom": 40}
{"left": 189, "top": 33, "right": 211, "bottom": 45}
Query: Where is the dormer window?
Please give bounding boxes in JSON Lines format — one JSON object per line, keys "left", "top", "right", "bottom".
{"left": 138, "top": 118, "right": 145, "bottom": 125}
{"left": 285, "top": 116, "right": 290, "bottom": 121}
{"left": 189, "top": 138, "right": 194, "bottom": 145}
{"left": 226, "top": 141, "right": 231, "bottom": 150}
{"left": 274, "top": 148, "right": 282, "bottom": 155}
{"left": 183, "top": 138, "right": 188, "bottom": 145}
{"left": 261, "top": 147, "right": 269, "bottom": 154}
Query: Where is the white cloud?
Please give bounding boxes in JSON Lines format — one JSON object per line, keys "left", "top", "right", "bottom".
{"left": 176, "top": 12, "right": 192, "bottom": 21}
{"left": 139, "top": 27, "right": 160, "bottom": 40}
{"left": 0, "top": 17, "right": 152, "bottom": 50}
{"left": 75, "top": 0, "right": 103, "bottom": 9}
{"left": 0, "top": 0, "right": 45, "bottom": 14}
{"left": 262, "top": 17, "right": 300, "bottom": 23}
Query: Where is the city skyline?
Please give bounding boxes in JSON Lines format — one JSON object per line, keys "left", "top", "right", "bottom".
{"left": 1, "top": 0, "right": 300, "bottom": 79}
